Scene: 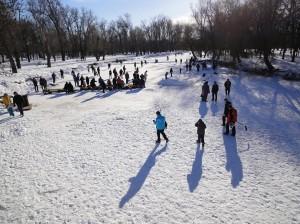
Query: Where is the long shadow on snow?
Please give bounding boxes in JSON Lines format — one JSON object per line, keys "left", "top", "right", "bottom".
{"left": 0, "top": 116, "right": 20, "bottom": 124}
{"left": 126, "top": 88, "right": 143, "bottom": 94}
{"left": 199, "top": 101, "right": 208, "bottom": 118}
{"left": 119, "top": 144, "right": 168, "bottom": 208}
{"left": 48, "top": 92, "right": 66, "bottom": 99}
{"left": 187, "top": 144, "right": 204, "bottom": 192}
{"left": 210, "top": 102, "right": 219, "bottom": 116}
{"left": 81, "top": 90, "right": 118, "bottom": 103}
{"left": 223, "top": 135, "right": 243, "bottom": 188}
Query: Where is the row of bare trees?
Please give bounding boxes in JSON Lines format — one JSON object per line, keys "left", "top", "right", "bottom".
{"left": 0, "top": 0, "right": 190, "bottom": 73}
{"left": 192, "top": 0, "right": 300, "bottom": 70}
{"left": 1, "top": 0, "right": 299, "bottom": 73}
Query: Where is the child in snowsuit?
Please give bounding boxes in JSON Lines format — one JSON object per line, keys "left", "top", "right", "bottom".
{"left": 195, "top": 118, "right": 206, "bottom": 147}
{"left": 153, "top": 111, "right": 169, "bottom": 143}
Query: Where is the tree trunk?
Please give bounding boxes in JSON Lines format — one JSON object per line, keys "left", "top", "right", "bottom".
{"left": 1, "top": 54, "right": 4, "bottom": 63}
{"left": 282, "top": 48, "right": 286, "bottom": 60}
{"left": 9, "top": 55, "right": 18, "bottom": 73}
{"left": 291, "top": 48, "right": 297, "bottom": 62}
{"left": 47, "top": 53, "right": 51, "bottom": 67}
{"left": 263, "top": 51, "right": 274, "bottom": 71}
{"left": 14, "top": 52, "right": 21, "bottom": 69}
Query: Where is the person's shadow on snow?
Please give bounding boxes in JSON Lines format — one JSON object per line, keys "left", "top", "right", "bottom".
{"left": 187, "top": 144, "right": 204, "bottom": 192}
{"left": 119, "top": 144, "right": 168, "bottom": 208}
{"left": 210, "top": 102, "right": 219, "bottom": 116}
{"left": 223, "top": 135, "right": 243, "bottom": 187}
{"left": 199, "top": 101, "right": 208, "bottom": 118}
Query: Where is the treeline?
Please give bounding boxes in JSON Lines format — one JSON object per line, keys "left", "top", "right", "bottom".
{"left": 0, "top": 0, "right": 299, "bottom": 73}
{"left": 0, "top": 0, "right": 190, "bottom": 73}
{"left": 191, "top": 0, "right": 300, "bottom": 70}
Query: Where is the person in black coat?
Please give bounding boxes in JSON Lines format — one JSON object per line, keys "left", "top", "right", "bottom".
{"left": 112, "top": 77, "right": 117, "bottom": 89}
{"left": 195, "top": 118, "right": 206, "bottom": 147}
{"left": 52, "top": 72, "right": 56, "bottom": 84}
{"left": 125, "top": 72, "right": 129, "bottom": 84}
{"left": 60, "top": 69, "right": 64, "bottom": 79}
{"left": 13, "top": 92, "right": 24, "bottom": 117}
{"left": 212, "top": 81, "right": 219, "bottom": 101}
{"left": 32, "top": 78, "right": 38, "bottom": 92}
{"left": 224, "top": 79, "right": 231, "bottom": 96}
{"left": 170, "top": 68, "right": 173, "bottom": 77}
{"left": 86, "top": 76, "right": 90, "bottom": 86}
{"left": 222, "top": 98, "right": 232, "bottom": 126}
{"left": 99, "top": 77, "right": 106, "bottom": 93}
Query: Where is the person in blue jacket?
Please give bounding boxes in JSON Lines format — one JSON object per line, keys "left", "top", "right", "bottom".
{"left": 153, "top": 111, "right": 169, "bottom": 143}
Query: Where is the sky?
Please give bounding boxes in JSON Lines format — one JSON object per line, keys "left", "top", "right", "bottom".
{"left": 61, "top": 0, "right": 199, "bottom": 25}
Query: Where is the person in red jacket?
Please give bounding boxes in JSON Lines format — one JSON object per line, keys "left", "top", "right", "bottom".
{"left": 224, "top": 104, "right": 237, "bottom": 136}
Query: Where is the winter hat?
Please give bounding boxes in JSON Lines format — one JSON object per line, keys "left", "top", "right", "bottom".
{"left": 156, "top": 111, "right": 161, "bottom": 115}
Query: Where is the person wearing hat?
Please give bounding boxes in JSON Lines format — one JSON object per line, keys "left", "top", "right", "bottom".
{"left": 195, "top": 118, "right": 206, "bottom": 147}
{"left": 13, "top": 92, "right": 24, "bottom": 117}
{"left": 153, "top": 111, "right": 169, "bottom": 143}
{"left": 222, "top": 98, "right": 232, "bottom": 126}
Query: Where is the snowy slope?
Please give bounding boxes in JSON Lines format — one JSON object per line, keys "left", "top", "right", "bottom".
{"left": 0, "top": 53, "right": 300, "bottom": 224}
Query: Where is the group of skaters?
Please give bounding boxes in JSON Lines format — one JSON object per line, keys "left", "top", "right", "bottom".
{"left": 1, "top": 92, "right": 25, "bottom": 117}
{"left": 153, "top": 79, "right": 237, "bottom": 146}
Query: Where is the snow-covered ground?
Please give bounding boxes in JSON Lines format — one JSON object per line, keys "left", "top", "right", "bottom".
{"left": 0, "top": 53, "right": 300, "bottom": 224}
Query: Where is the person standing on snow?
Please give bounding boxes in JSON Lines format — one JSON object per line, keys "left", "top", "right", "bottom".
{"left": 201, "top": 81, "right": 210, "bottom": 102}
{"left": 212, "top": 81, "right": 219, "bottom": 102}
{"left": 60, "top": 69, "right": 64, "bottom": 79}
{"left": 195, "top": 118, "right": 206, "bottom": 147}
{"left": 170, "top": 68, "right": 173, "bottom": 77}
{"left": 2, "top": 93, "right": 14, "bottom": 117}
{"left": 224, "top": 79, "right": 231, "bottom": 96}
{"left": 153, "top": 111, "right": 169, "bottom": 143}
{"left": 32, "top": 78, "right": 38, "bottom": 92}
{"left": 222, "top": 98, "right": 232, "bottom": 126}
{"left": 13, "top": 92, "right": 24, "bottom": 117}
{"left": 125, "top": 72, "right": 130, "bottom": 84}
{"left": 165, "top": 72, "right": 168, "bottom": 80}
{"left": 224, "top": 104, "right": 237, "bottom": 136}
{"left": 52, "top": 72, "right": 56, "bottom": 84}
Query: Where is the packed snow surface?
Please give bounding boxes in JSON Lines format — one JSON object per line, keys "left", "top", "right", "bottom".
{"left": 0, "top": 53, "right": 300, "bottom": 224}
